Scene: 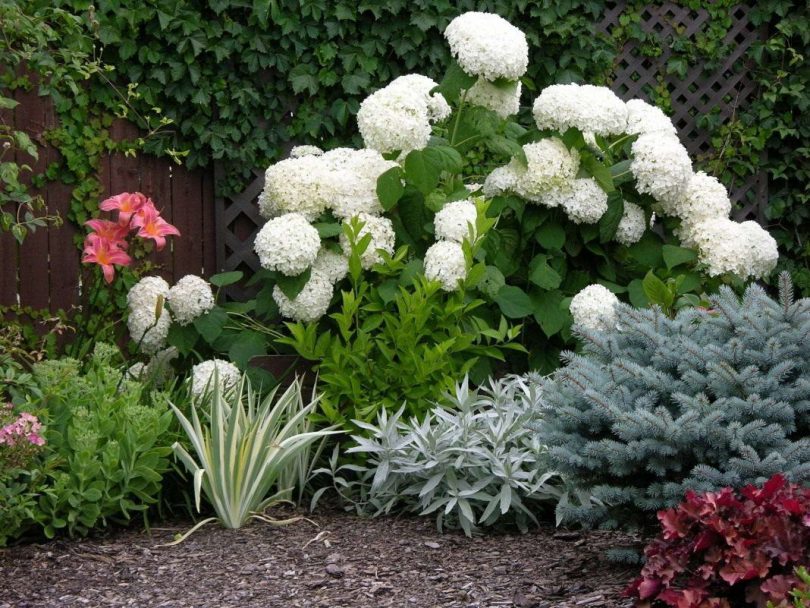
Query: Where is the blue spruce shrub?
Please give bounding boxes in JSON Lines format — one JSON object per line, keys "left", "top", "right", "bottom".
{"left": 537, "top": 274, "right": 810, "bottom": 529}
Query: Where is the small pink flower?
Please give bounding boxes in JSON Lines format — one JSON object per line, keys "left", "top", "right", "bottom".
{"left": 85, "top": 219, "right": 130, "bottom": 248}
{"left": 99, "top": 192, "right": 148, "bottom": 224}
{"left": 82, "top": 234, "right": 133, "bottom": 283}
{"left": 27, "top": 433, "right": 45, "bottom": 446}
{"left": 130, "top": 199, "right": 180, "bottom": 251}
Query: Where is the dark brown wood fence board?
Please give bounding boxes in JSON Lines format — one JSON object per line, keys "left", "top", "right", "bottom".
{"left": 138, "top": 153, "right": 173, "bottom": 281}
{"left": 170, "top": 165, "right": 203, "bottom": 278}
{"left": 201, "top": 169, "right": 216, "bottom": 277}
{"left": 15, "top": 83, "right": 50, "bottom": 310}
{"left": 0, "top": 93, "right": 18, "bottom": 306}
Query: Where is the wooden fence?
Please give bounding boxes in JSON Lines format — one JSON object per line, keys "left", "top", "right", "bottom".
{"left": 0, "top": 89, "right": 216, "bottom": 315}
{"left": 2, "top": 3, "right": 768, "bottom": 311}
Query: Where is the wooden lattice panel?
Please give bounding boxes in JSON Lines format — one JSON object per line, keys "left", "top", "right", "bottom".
{"left": 597, "top": 2, "right": 766, "bottom": 220}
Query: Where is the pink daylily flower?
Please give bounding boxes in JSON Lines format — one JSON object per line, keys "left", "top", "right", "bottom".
{"left": 130, "top": 199, "right": 180, "bottom": 251}
{"left": 82, "top": 234, "right": 133, "bottom": 283}
{"left": 84, "top": 218, "right": 130, "bottom": 248}
{"left": 99, "top": 192, "right": 147, "bottom": 224}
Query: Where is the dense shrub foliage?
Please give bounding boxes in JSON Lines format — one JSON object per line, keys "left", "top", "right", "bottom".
{"left": 537, "top": 275, "right": 810, "bottom": 529}
{"left": 626, "top": 475, "right": 810, "bottom": 608}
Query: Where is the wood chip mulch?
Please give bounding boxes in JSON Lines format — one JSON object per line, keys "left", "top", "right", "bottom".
{"left": 0, "top": 509, "right": 640, "bottom": 607}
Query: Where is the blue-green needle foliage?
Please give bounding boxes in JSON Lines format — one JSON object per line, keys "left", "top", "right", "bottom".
{"left": 537, "top": 273, "right": 810, "bottom": 530}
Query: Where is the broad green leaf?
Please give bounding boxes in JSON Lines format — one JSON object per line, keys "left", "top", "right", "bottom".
{"left": 403, "top": 148, "right": 442, "bottom": 195}
{"left": 628, "top": 278, "right": 649, "bottom": 308}
{"left": 228, "top": 331, "right": 267, "bottom": 367}
{"left": 313, "top": 222, "right": 343, "bottom": 238}
{"left": 535, "top": 221, "right": 565, "bottom": 250}
{"left": 434, "top": 60, "right": 477, "bottom": 105}
{"left": 495, "top": 285, "right": 534, "bottom": 318}
{"left": 532, "top": 290, "right": 569, "bottom": 337}
{"left": 376, "top": 166, "right": 404, "bottom": 210}
{"left": 642, "top": 271, "right": 673, "bottom": 308}
{"left": 598, "top": 191, "right": 624, "bottom": 242}
{"left": 276, "top": 268, "right": 312, "bottom": 300}
{"left": 528, "top": 254, "right": 562, "bottom": 290}
{"left": 662, "top": 244, "right": 698, "bottom": 270}
{"left": 627, "top": 232, "right": 664, "bottom": 268}
{"left": 580, "top": 152, "right": 614, "bottom": 192}
{"left": 193, "top": 307, "right": 229, "bottom": 343}
{"left": 167, "top": 322, "right": 199, "bottom": 354}
{"left": 209, "top": 270, "right": 243, "bottom": 287}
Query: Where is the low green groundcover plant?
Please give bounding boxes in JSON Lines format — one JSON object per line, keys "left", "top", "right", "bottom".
{"left": 312, "top": 375, "right": 565, "bottom": 536}
{"left": 0, "top": 343, "right": 175, "bottom": 545}
{"left": 536, "top": 274, "right": 810, "bottom": 530}
{"left": 626, "top": 475, "right": 810, "bottom": 608}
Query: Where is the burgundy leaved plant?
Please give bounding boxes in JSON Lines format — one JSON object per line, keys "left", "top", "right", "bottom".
{"left": 625, "top": 474, "right": 810, "bottom": 608}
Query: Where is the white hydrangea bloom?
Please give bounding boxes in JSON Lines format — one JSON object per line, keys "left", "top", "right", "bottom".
{"left": 190, "top": 359, "right": 241, "bottom": 400}
{"left": 513, "top": 138, "right": 580, "bottom": 198}
{"left": 672, "top": 171, "right": 732, "bottom": 222}
{"left": 254, "top": 213, "right": 320, "bottom": 276}
{"left": 465, "top": 182, "right": 483, "bottom": 194}
{"left": 434, "top": 199, "right": 478, "bottom": 243}
{"left": 424, "top": 240, "right": 468, "bottom": 291}
{"left": 261, "top": 155, "right": 333, "bottom": 220}
{"left": 167, "top": 275, "right": 215, "bottom": 326}
{"left": 464, "top": 78, "right": 521, "bottom": 118}
{"left": 273, "top": 273, "right": 334, "bottom": 322}
{"left": 570, "top": 284, "right": 620, "bottom": 332}
{"left": 339, "top": 212, "right": 395, "bottom": 269}
{"left": 444, "top": 12, "right": 529, "bottom": 81}
{"left": 555, "top": 178, "right": 608, "bottom": 224}
{"left": 614, "top": 201, "right": 646, "bottom": 246}
{"left": 289, "top": 145, "right": 323, "bottom": 158}
{"left": 357, "top": 74, "right": 450, "bottom": 155}
{"left": 311, "top": 248, "right": 348, "bottom": 284}
{"left": 145, "top": 346, "right": 179, "bottom": 387}
{"left": 687, "top": 218, "right": 778, "bottom": 280}
{"left": 532, "top": 84, "right": 628, "bottom": 136}
{"left": 127, "top": 362, "right": 146, "bottom": 381}
{"left": 625, "top": 99, "right": 678, "bottom": 136}
{"left": 127, "top": 276, "right": 171, "bottom": 355}
{"left": 483, "top": 165, "right": 519, "bottom": 198}
{"left": 630, "top": 133, "right": 692, "bottom": 208}
{"left": 320, "top": 148, "right": 398, "bottom": 218}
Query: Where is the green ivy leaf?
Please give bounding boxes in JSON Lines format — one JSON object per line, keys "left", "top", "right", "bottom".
{"left": 662, "top": 244, "right": 698, "bottom": 270}
{"left": 376, "top": 166, "right": 404, "bottom": 210}
{"left": 276, "top": 268, "right": 312, "bottom": 300}
{"left": 495, "top": 285, "right": 533, "bottom": 318}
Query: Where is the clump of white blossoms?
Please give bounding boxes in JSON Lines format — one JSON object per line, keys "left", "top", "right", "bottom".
{"left": 320, "top": 148, "right": 398, "bottom": 218}
{"left": 339, "top": 212, "right": 395, "bottom": 270}
{"left": 424, "top": 240, "right": 468, "bottom": 292}
{"left": 311, "top": 248, "right": 348, "bottom": 284}
{"left": 273, "top": 273, "right": 334, "bottom": 322}
{"left": 167, "top": 275, "right": 215, "bottom": 326}
{"left": 357, "top": 74, "right": 451, "bottom": 155}
{"left": 464, "top": 79, "right": 521, "bottom": 118}
{"left": 444, "top": 12, "right": 528, "bottom": 81}
{"left": 555, "top": 178, "right": 609, "bottom": 224}
{"left": 532, "top": 83, "right": 628, "bottom": 136}
{"left": 624, "top": 99, "right": 678, "bottom": 136}
{"left": 684, "top": 217, "right": 778, "bottom": 279}
{"left": 127, "top": 276, "right": 172, "bottom": 355}
{"left": 512, "top": 138, "right": 580, "bottom": 198}
{"left": 630, "top": 133, "right": 693, "bottom": 207}
{"left": 671, "top": 171, "right": 732, "bottom": 222}
{"left": 434, "top": 199, "right": 477, "bottom": 243}
{"left": 190, "top": 359, "right": 242, "bottom": 400}
{"left": 615, "top": 201, "right": 646, "bottom": 246}
{"left": 570, "top": 284, "right": 620, "bottom": 332}
{"left": 289, "top": 145, "right": 323, "bottom": 158}
{"left": 261, "top": 155, "right": 332, "bottom": 220}
{"left": 254, "top": 212, "right": 321, "bottom": 276}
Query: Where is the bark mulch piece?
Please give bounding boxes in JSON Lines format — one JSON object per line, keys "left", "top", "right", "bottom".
{"left": 0, "top": 509, "right": 640, "bottom": 607}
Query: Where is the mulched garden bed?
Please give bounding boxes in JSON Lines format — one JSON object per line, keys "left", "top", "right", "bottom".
{"left": 0, "top": 509, "right": 640, "bottom": 607}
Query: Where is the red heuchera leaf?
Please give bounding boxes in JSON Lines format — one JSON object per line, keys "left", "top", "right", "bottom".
{"left": 625, "top": 475, "right": 810, "bottom": 607}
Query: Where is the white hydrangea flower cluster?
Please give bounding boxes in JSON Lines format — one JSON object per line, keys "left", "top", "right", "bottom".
{"left": 190, "top": 359, "right": 242, "bottom": 400}
{"left": 680, "top": 218, "right": 778, "bottom": 279}
{"left": 444, "top": 12, "right": 528, "bottom": 81}
{"left": 532, "top": 83, "right": 628, "bottom": 136}
{"left": 357, "top": 74, "right": 451, "bottom": 155}
{"left": 289, "top": 145, "right": 323, "bottom": 158}
{"left": 424, "top": 240, "right": 468, "bottom": 292}
{"left": 339, "top": 212, "right": 396, "bottom": 270}
{"left": 127, "top": 276, "right": 172, "bottom": 355}
{"left": 433, "top": 199, "right": 477, "bottom": 243}
{"left": 166, "top": 275, "right": 215, "bottom": 326}
{"left": 551, "top": 178, "right": 609, "bottom": 225}
{"left": 271, "top": 249, "right": 349, "bottom": 323}
{"left": 463, "top": 79, "right": 522, "bottom": 118}
{"left": 320, "top": 148, "right": 399, "bottom": 218}
{"left": 254, "top": 212, "right": 321, "bottom": 276}
{"left": 615, "top": 201, "right": 646, "bottom": 246}
{"left": 570, "top": 284, "right": 620, "bottom": 332}
{"left": 625, "top": 99, "right": 678, "bottom": 136}
{"left": 630, "top": 133, "right": 693, "bottom": 207}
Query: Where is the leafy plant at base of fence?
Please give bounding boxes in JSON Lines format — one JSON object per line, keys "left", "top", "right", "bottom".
{"left": 277, "top": 211, "right": 524, "bottom": 429}
{"left": 169, "top": 375, "right": 339, "bottom": 533}
{"left": 309, "top": 375, "right": 563, "bottom": 536}
{"left": 768, "top": 568, "right": 810, "bottom": 608}
{"left": 14, "top": 343, "right": 175, "bottom": 540}
{"left": 535, "top": 273, "right": 810, "bottom": 530}
{"left": 625, "top": 475, "right": 810, "bottom": 608}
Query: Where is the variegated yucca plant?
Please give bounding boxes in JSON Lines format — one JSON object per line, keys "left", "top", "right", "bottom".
{"left": 168, "top": 374, "right": 338, "bottom": 539}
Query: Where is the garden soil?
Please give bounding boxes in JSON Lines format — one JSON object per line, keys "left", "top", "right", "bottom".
{"left": 0, "top": 509, "right": 638, "bottom": 608}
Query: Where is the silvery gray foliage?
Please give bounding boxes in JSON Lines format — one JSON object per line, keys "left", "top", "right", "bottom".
{"left": 312, "top": 374, "right": 563, "bottom": 536}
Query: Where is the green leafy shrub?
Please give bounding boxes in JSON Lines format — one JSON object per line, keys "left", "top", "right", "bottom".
{"left": 170, "top": 375, "right": 338, "bottom": 532}
{"left": 15, "top": 344, "right": 175, "bottom": 540}
{"left": 314, "top": 375, "right": 562, "bottom": 536}
{"left": 536, "top": 274, "right": 810, "bottom": 529}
